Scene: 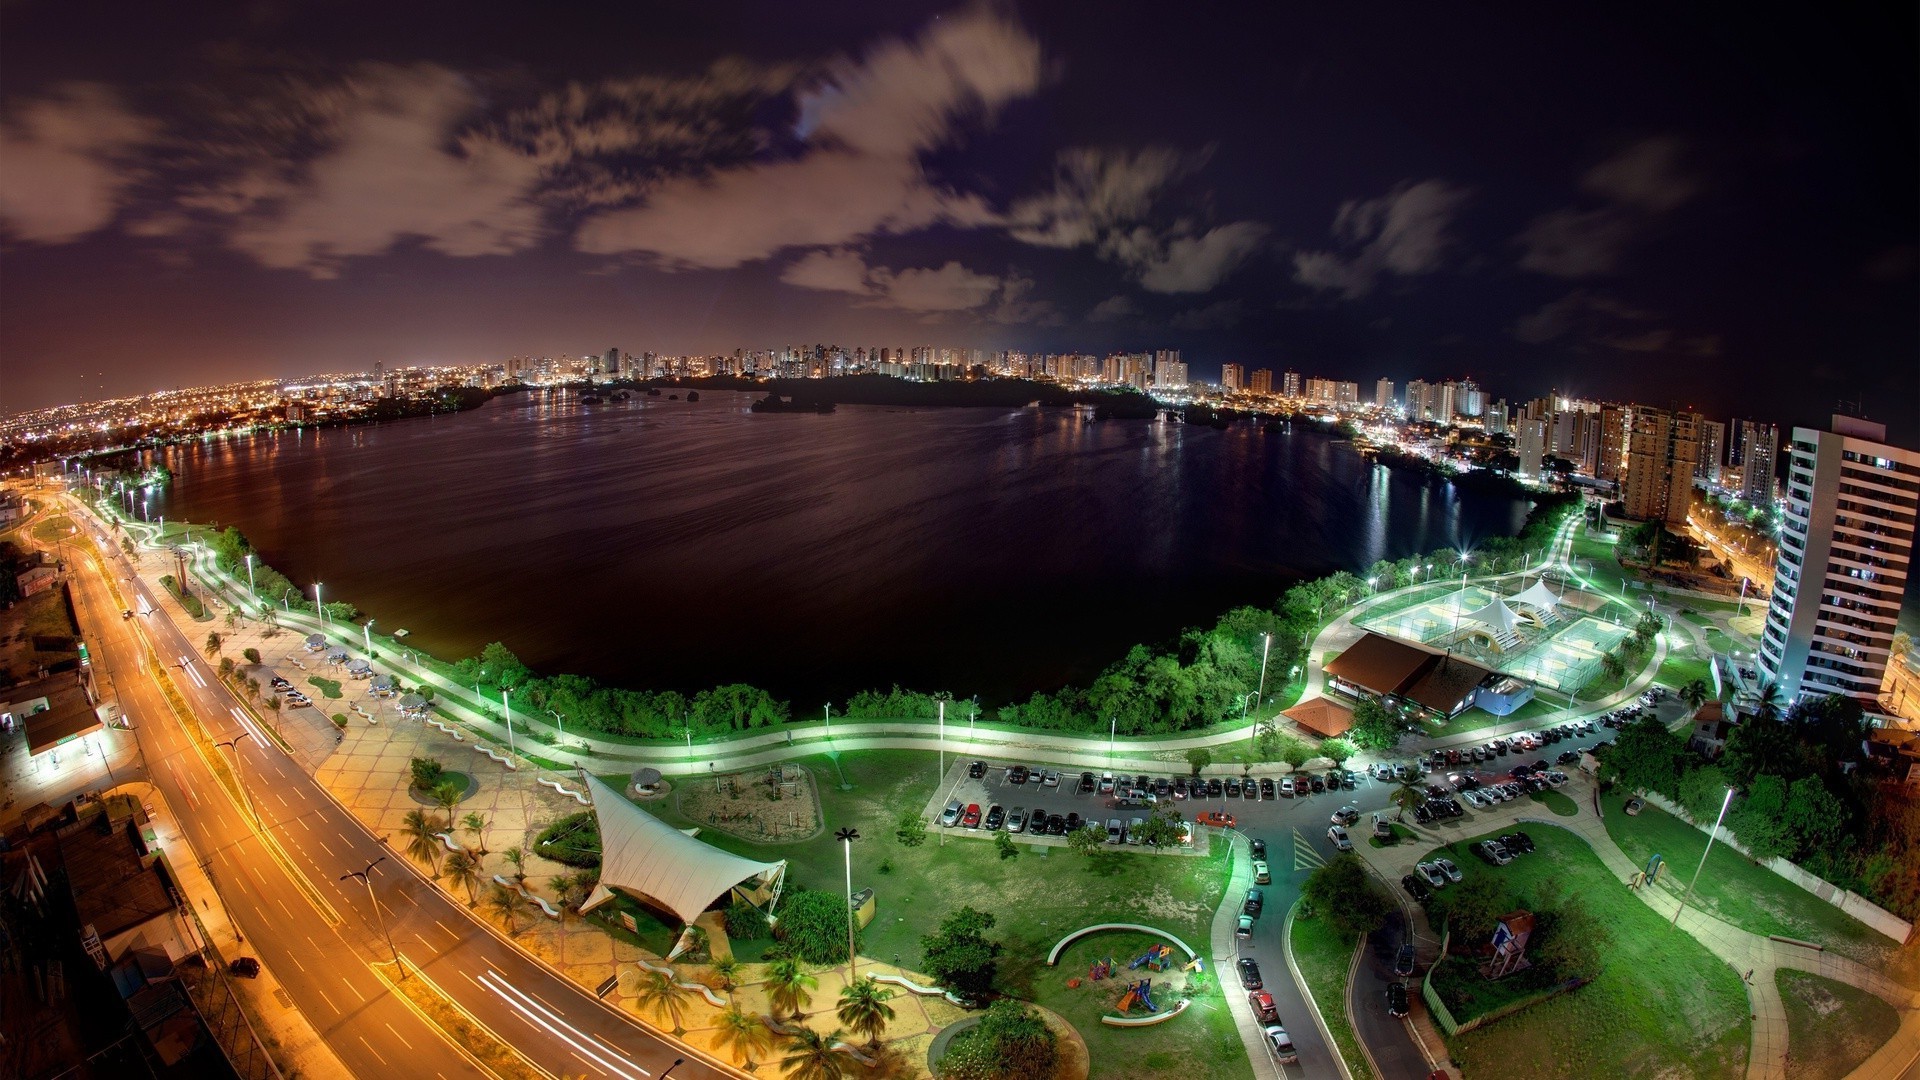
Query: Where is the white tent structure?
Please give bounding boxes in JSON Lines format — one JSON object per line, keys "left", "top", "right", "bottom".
{"left": 1508, "top": 580, "right": 1564, "bottom": 627}
{"left": 1461, "top": 598, "right": 1522, "bottom": 650}
{"left": 577, "top": 774, "right": 786, "bottom": 925}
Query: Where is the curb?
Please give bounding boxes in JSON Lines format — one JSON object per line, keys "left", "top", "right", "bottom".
{"left": 1282, "top": 899, "right": 1355, "bottom": 1080}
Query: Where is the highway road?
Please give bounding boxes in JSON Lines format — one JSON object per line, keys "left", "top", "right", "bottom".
{"left": 63, "top": 504, "right": 727, "bottom": 1080}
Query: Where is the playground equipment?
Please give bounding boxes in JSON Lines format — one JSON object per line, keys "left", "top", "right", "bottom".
{"left": 1182, "top": 957, "right": 1204, "bottom": 973}
{"left": 1129, "top": 944, "right": 1174, "bottom": 972}
{"left": 1116, "top": 978, "right": 1157, "bottom": 1014}
{"left": 1088, "top": 957, "right": 1115, "bottom": 981}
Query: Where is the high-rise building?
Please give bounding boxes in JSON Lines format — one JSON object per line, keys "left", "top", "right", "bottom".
{"left": 1249, "top": 369, "right": 1274, "bottom": 396}
{"left": 1404, "top": 380, "right": 1432, "bottom": 421}
{"left": 605, "top": 347, "right": 622, "bottom": 378}
{"left": 1220, "top": 364, "right": 1244, "bottom": 392}
{"left": 1696, "top": 420, "right": 1725, "bottom": 485}
{"left": 1375, "top": 378, "right": 1395, "bottom": 408}
{"left": 1486, "top": 400, "right": 1509, "bottom": 436}
{"left": 1516, "top": 417, "right": 1548, "bottom": 479}
{"left": 1758, "top": 416, "right": 1918, "bottom": 708}
{"left": 1597, "top": 404, "right": 1632, "bottom": 483}
{"left": 1740, "top": 421, "right": 1779, "bottom": 507}
{"left": 1152, "top": 360, "right": 1189, "bottom": 390}
{"left": 1622, "top": 407, "right": 1701, "bottom": 526}
{"left": 1282, "top": 371, "right": 1302, "bottom": 399}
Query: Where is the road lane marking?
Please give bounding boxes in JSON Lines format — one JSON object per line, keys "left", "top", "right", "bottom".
{"left": 436, "top": 920, "right": 458, "bottom": 939}
{"left": 277, "top": 897, "right": 295, "bottom": 920}
{"left": 315, "top": 986, "right": 338, "bottom": 1013}
{"left": 1292, "top": 827, "right": 1327, "bottom": 871}
{"left": 343, "top": 977, "right": 366, "bottom": 1003}
{"left": 478, "top": 970, "right": 648, "bottom": 1080}
{"left": 229, "top": 706, "right": 266, "bottom": 748}
{"left": 276, "top": 793, "right": 289, "bottom": 808}
{"left": 297, "top": 817, "right": 310, "bottom": 832}
{"left": 573, "top": 1051, "right": 611, "bottom": 1077}
{"left": 316, "top": 837, "right": 336, "bottom": 857}
{"left": 385, "top": 1023, "right": 414, "bottom": 1050}
{"left": 289, "top": 954, "right": 306, "bottom": 973}
{"left": 357, "top": 1036, "right": 388, "bottom": 1066}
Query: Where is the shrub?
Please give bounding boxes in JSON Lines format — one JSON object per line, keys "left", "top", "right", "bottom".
{"left": 332, "top": 714, "right": 348, "bottom": 729}
{"left": 243, "top": 647, "right": 261, "bottom": 665}
{"left": 772, "top": 888, "right": 855, "bottom": 965}
{"left": 533, "top": 811, "right": 601, "bottom": 868}
{"left": 895, "top": 808, "right": 927, "bottom": 847}
{"left": 724, "top": 899, "right": 771, "bottom": 941}
{"left": 409, "top": 756, "right": 445, "bottom": 791}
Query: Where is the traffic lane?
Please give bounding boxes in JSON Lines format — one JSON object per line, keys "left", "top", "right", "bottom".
{"left": 1238, "top": 826, "right": 1343, "bottom": 1078}
{"left": 1351, "top": 912, "right": 1430, "bottom": 1080}
{"left": 71, "top": 541, "right": 484, "bottom": 1080}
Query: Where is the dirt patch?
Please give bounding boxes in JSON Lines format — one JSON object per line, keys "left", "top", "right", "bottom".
{"left": 675, "top": 763, "right": 822, "bottom": 842}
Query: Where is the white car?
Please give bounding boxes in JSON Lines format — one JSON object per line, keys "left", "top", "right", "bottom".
{"left": 1327, "top": 825, "right": 1353, "bottom": 851}
{"left": 1007, "top": 807, "right": 1027, "bottom": 833}
{"left": 1461, "top": 789, "right": 1487, "bottom": 809}
{"left": 1434, "top": 857, "right": 1463, "bottom": 883}
{"left": 1279, "top": 777, "right": 1297, "bottom": 797}
{"left": 1331, "top": 805, "right": 1360, "bottom": 826}
{"left": 1416, "top": 861, "right": 1447, "bottom": 889}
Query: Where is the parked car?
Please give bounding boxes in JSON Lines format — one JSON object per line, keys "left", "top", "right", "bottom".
{"left": 1474, "top": 840, "right": 1513, "bottom": 866}
{"left": 1327, "top": 825, "right": 1353, "bottom": 851}
{"left": 1249, "top": 989, "right": 1279, "bottom": 1022}
{"left": 1387, "top": 980, "right": 1409, "bottom": 1017}
{"left": 1007, "top": 807, "right": 1027, "bottom": 834}
{"left": 968, "top": 760, "right": 987, "bottom": 778}
{"left": 228, "top": 956, "right": 261, "bottom": 979}
{"left": 1048, "top": 816, "right": 1068, "bottom": 836}
{"left": 1243, "top": 888, "right": 1265, "bottom": 917}
{"left": 1238, "top": 957, "right": 1263, "bottom": 990}
{"left": 1242, "top": 779, "right": 1260, "bottom": 800}
{"left": 1171, "top": 777, "right": 1189, "bottom": 799}
{"left": 1401, "top": 873, "right": 1433, "bottom": 903}
{"left": 1029, "top": 810, "right": 1050, "bottom": 834}
{"left": 1236, "top": 914, "right": 1255, "bottom": 939}
{"left": 1503, "top": 831, "right": 1536, "bottom": 854}
{"left": 1197, "top": 811, "right": 1237, "bottom": 828}
{"left": 1206, "top": 778, "right": 1224, "bottom": 797}
{"left": 1372, "top": 762, "right": 1395, "bottom": 780}
{"left": 1098, "top": 773, "right": 1116, "bottom": 794}
{"left": 1434, "top": 857, "right": 1463, "bottom": 882}
{"left": 1372, "top": 814, "right": 1394, "bottom": 840}
{"left": 1225, "top": 777, "right": 1242, "bottom": 797}
{"left": 1105, "top": 818, "right": 1124, "bottom": 843}
{"left": 1331, "top": 805, "right": 1360, "bottom": 826}
{"left": 940, "top": 800, "right": 962, "bottom": 827}
{"left": 1126, "top": 817, "right": 1146, "bottom": 844}
{"left": 1308, "top": 775, "right": 1326, "bottom": 794}
{"left": 1250, "top": 837, "right": 1268, "bottom": 860}
{"left": 1080, "top": 771, "right": 1096, "bottom": 793}
{"left": 1043, "top": 770, "right": 1062, "bottom": 788}
{"left": 1264, "top": 1025, "right": 1299, "bottom": 1065}
{"left": 1259, "top": 777, "right": 1276, "bottom": 799}
{"left": 1007, "top": 766, "right": 1029, "bottom": 785}
{"left": 1279, "top": 777, "right": 1297, "bottom": 797}
{"left": 961, "top": 804, "right": 982, "bottom": 829}
{"left": 1416, "top": 861, "right": 1447, "bottom": 889}
{"left": 1253, "top": 859, "right": 1272, "bottom": 885}
{"left": 984, "top": 805, "right": 1005, "bottom": 831}
{"left": 1064, "top": 812, "right": 1082, "bottom": 832}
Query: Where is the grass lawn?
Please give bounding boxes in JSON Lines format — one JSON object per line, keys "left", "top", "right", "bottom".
{"left": 1368, "top": 823, "right": 1418, "bottom": 848}
{"left": 602, "top": 748, "right": 1241, "bottom": 1080}
{"left": 1599, "top": 793, "right": 1891, "bottom": 967}
{"left": 1776, "top": 970, "right": 1901, "bottom": 1080}
{"left": 307, "top": 676, "right": 343, "bottom": 699}
{"left": 1288, "top": 906, "right": 1373, "bottom": 1080}
{"left": 1679, "top": 610, "right": 1712, "bottom": 625}
{"left": 1657, "top": 654, "right": 1711, "bottom": 691}
{"left": 1034, "top": 931, "right": 1250, "bottom": 1080}
{"left": 1432, "top": 825, "right": 1749, "bottom": 1080}
{"left": 29, "top": 514, "right": 75, "bottom": 544}
{"left": 1429, "top": 697, "right": 1566, "bottom": 740}
{"left": 1526, "top": 789, "right": 1579, "bottom": 817}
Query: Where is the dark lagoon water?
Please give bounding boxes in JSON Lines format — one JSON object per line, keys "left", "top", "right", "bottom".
{"left": 145, "top": 390, "right": 1532, "bottom": 705}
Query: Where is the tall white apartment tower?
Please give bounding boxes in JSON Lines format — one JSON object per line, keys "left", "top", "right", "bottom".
{"left": 1758, "top": 415, "right": 1919, "bottom": 709}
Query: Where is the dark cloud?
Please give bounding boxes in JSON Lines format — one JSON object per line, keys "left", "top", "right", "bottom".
{"left": 1292, "top": 179, "right": 1470, "bottom": 298}
{"left": 1516, "top": 136, "right": 1699, "bottom": 278}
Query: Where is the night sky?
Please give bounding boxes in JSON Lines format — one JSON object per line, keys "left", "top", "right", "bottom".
{"left": 3, "top": 2, "right": 1915, "bottom": 443}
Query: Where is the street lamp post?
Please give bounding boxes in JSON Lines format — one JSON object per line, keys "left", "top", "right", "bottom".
{"left": 244, "top": 553, "right": 255, "bottom": 595}
{"left": 548, "top": 709, "right": 565, "bottom": 743}
{"left": 1674, "top": 787, "right": 1736, "bottom": 928}
{"left": 314, "top": 582, "right": 325, "bottom": 623}
{"left": 282, "top": 586, "right": 296, "bottom": 610}
{"left": 340, "top": 857, "right": 402, "bottom": 977}
{"left": 824, "top": 703, "right": 831, "bottom": 739}
{"left": 937, "top": 700, "right": 945, "bottom": 785}
{"left": 363, "top": 619, "right": 374, "bottom": 655}
{"left": 658, "top": 1060, "right": 685, "bottom": 1080}
{"left": 212, "top": 736, "right": 260, "bottom": 828}
{"left": 1256, "top": 632, "right": 1272, "bottom": 707}
{"left": 502, "top": 688, "right": 515, "bottom": 755}
{"left": 836, "top": 827, "right": 860, "bottom": 983}
{"left": 1109, "top": 716, "right": 1116, "bottom": 766}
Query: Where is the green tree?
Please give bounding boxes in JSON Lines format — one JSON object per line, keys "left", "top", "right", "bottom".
{"left": 837, "top": 976, "right": 897, "bottom": 1048}
{"left": 443, "top": 851, "right": 482, "bottom": 906}
{"left": 409, "top": 756, "right": 445, "bottom": 791}
{"left": 1605, "top": 716, "right": 1686, "bottom": 795}
{"left": 1728, "top": 775, "right": 1794, "bottom": 861}
{"left": 477, "top": 641, "right": 531, "bottom": 689}
{"left": 432, "top": 779, "right": 463, "bottom": 820}
{"left": 941, "top": 999, "right": 1057, "bottom": 1079}
{"left": 242, "top": 647, "right": 261, "bottom": 665}
{"left": 1279, "top": 735, "right": 1313, "bottom": 769}
{"left": 1431, "top": 874, "right": 1508, "bottom": 943}
{"left": 1066, "top": 824, "right": 1106, "bottom": 856}
{"left": 461, "top": 811, "right": 490, "bottom": 856}
{"left": 773, "top": 889, "right": 855, "bottom": 965}
{"left": 712, "top": 1005, "right": 773, "bottom": 1068}
{"left": 1348, "top": 697, "right": 1402, "bottom": 751}
{"left": 1302, "top": 854, "right": 1392, "bottom": 936}
{"left": 402, "top": 808, "right": 444, "bottom": 875}
{"left": 780, "top": 1026, "right": 851, "bottom": 1080}
{"left": 995, "top": 830, "right": 1018, "bottom": 861}
{"left": 709, "top": 955, "right": 742, "bottom": 992}
{"left": 691, "top": 683, "right": 789, "bottom": 731}
{"left": 895, "top": 808, "right": 927, "bottom": 848}
{"left": 1389, "top": 779, "right": 1425, "bottom": 822}
{"left": 1781, "top": 777, "right": 1846, "bottom": 859}
{"left": 503, "top": 844, "right": 526, "bottom": 885}
{"left": 920, "top": 906, "right": 1002, "bottom": 1004}
{"left": 1679, "top": 678, "right": 1711, "bottom": 711}
{"left": 1185, "top": 747, "right": 1212, "bottom": 775}
{"left": 1321, "top": 738, "right": 1356, "bottom": 766}
{"left": 487, "top": 883, "right": 531, "bottom": 934}
{"left": 633, "top": 969, "right": 693, "bottom": 1035}
{"left": 766, "top": 956, "right": 818, "bottom": 1019}
{"left": 203, "top": 631, "right": 223, "bottom": 658}
{"left": 1531, "top": 901, "right": 1609, "bottom": 982}
{"left": 1600, "top": 649, "right": 1626, "bottom": 681}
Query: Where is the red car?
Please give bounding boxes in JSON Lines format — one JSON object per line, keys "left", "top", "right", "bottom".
{"left": 1248, "top": 990, "right": 1279, "bottom": 1022}
{"left": 1197, "top": 811, "right": 1237, "bottom": 829}
{"left": 960, "top": 803, "right": 982, "bottom": 829}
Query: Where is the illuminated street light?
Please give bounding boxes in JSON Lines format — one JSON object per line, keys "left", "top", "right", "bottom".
{"left": 212, "top": 734, "right": 261, "bottom": 829}
{"left": 1674, "top": 787, "right": 1735, "bottom": 927}
{"left": 314, "top": 582, "right": 325, "bottom": 623}
{"left": 340, "top": 857, "right": 403, "bottom": 977}
{"left": 363, "top": 618, "right": 374, "bottom": 655}
{"left": 836, "top": 827, "right": 861, "bottom": 983}
{"left": 1256, "top": 632, "right": 1272, "bottom": 707}
{"left": 548, "top": 708, "right": 566, "bottom": 743}
{"left": 244, "top": 553, "right": 255, "bottom": 594}
{"left": 502, "top": 688, "right": 516, "bottom": 755}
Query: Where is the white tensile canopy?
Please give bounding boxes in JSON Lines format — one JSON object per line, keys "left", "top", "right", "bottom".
{"left": 577, "top": 774, "right": 786, "bottom": 925}
{"left": 1462, "top": 598, "right": 1519, "bottom": 634}
{"left": 1509, "top": 580, "right": 1562, "bottom": 611}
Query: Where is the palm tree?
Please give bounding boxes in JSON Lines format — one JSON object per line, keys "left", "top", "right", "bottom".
{"left": 681, "top": 925, "right": 710, "bottom": 960}
{"left": 461, "top": 811, "right": 490, "bottom": 856}
{"left": 432, "top": 779, "right": 463, "bottom": 820}
{"left": 766, "top": 957, "right": 817, "bottom": 1020}
{"left": 487, "top": 883, "right": 531, "bottom": 935}
{"left": 836, "top": 976, "right": 896, "bottom": 1048}
{"left": 710, "top": 955, "right": 742, "bottom": 993}
{"left": 632, "top": 969, "right": 693, "bottom": 1035}
{"left": 204, "top": 632, "right": 223, "bottom": 659}
{"left": 1680, "top": 678, "right": 1711, "bottom": 712}
{"left": 1600, "top": 649, "right": 1626, "bottom": 681}
{"left": 1389, "top": 780, "right": 1425, "bottom": 823}
{"left": 712, "top": 1005, "right": 773, "bottom": 1070}
{"left": 780, "top": 1026, "right": 851, "bottom": 1080}
{"left": 402, "top": 809, "right": 445, "bottom": 876}
{"left": 444, "top": 851, "right": 483, "bottom": 907}
{"left": 503, "top": 844, "right": 527, "bottom": 885}
{"left": 1754, "top": 679, "right": 1785, "bottom": 724}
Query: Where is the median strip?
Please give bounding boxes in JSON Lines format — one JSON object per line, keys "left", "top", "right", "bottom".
{"left": 372, "top": 955, "right": 555, "bottom": 1080}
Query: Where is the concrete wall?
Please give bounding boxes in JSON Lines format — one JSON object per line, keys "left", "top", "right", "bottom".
{"left": 1639, "top": 791, "right": 1913, "bottom": 944}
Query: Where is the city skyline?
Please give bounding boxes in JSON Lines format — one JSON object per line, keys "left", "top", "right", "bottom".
{"left": 2, "top": 3, "right": 1915, "bottom": 442}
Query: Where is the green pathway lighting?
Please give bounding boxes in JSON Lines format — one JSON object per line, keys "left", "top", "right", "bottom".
{"left": 1675, "top": 787, "right": 1736, "bottom": 928}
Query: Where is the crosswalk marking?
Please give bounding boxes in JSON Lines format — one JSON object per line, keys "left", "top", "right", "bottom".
{"left": 1292, "top": 827, "right": 1326, "bottom": 871}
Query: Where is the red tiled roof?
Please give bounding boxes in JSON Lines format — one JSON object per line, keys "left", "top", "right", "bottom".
{"left": 1284, "top": 696, "right": 1353, "bottom": 738}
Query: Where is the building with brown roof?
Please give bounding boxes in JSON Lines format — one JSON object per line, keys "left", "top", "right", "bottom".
{"left": 1283, "top": 696, "right": 1353, "bottom": 739}
{"left": 1323, "top": 631, "right": 1492, "bottom": 722}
